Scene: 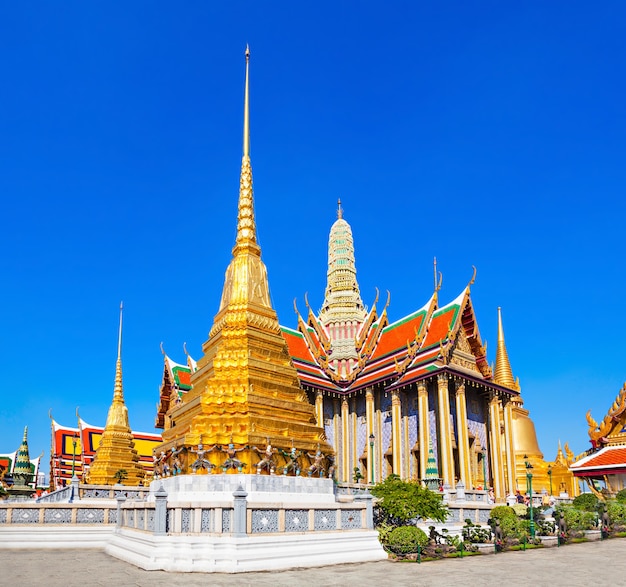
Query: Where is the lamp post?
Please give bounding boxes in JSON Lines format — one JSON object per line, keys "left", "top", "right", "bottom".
{"left": 481, "top": 448, "right": 487, "bottom": 490}
{"left": 547, "top": 464, "right": 553, "bottom": 497}
{"left": 369, "top": 433, "right": 375, "bottom": 485}
{"left": 524, "top": 455, "right": 535, "bottom": 538}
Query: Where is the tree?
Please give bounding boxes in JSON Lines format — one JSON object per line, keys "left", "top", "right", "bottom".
{"left": 113, "top": 469, "right": 128, "bottom": 485}
{"left": 371, "top": 474, "right": 448, "bottom": 524}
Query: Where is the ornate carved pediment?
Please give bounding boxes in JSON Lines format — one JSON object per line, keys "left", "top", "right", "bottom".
{"left": 449, "top": 330, "right": 481, "bottom": 375}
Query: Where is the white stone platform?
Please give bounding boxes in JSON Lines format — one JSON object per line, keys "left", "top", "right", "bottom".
{"left": 107, "top": 473, "right": 387, "bottom": 573}
{"left": 106, "top": 528, "right": 385, "bottom": 573}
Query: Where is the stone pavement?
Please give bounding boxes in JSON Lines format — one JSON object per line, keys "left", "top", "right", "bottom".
{"left": 2, "top": 540, "right": 625, "bottom": 587}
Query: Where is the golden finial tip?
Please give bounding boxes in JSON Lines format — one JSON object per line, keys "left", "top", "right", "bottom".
{"left": 245, "top": 45, "right": 250, "bottom": 60}
{"left": 337, "top": 198, "right": 343, "bottom": 219}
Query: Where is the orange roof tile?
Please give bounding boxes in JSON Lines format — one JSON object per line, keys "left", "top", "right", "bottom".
{"left": 370, "top": 311, "right": 426, "bottom": 360}
{"left": 422, "top": 305, "right": 460, "bottom": 348}
{"left": 571, "top": 446, "right": 626, "bottom": 472}
{"left": 281, "top": 328, "right": 316, "bottom": 365}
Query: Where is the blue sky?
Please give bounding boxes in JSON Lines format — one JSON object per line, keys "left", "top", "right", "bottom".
{"left": 1, "top": 2, "right": 625, "bottom": 475}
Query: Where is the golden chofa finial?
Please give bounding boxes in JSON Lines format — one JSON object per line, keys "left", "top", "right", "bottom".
{"left": 337, "top": 198, "right": 343, "bottom": 219}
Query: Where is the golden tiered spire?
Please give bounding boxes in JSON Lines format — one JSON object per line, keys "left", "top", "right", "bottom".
{"left": 87, "top": 303, "right": 144, "bottom": 485}
{"left": 157, "top": 48, "right": 332, "bottom": 470}
{"left": 494, "top": 307, "right": 519, "bottom": 391}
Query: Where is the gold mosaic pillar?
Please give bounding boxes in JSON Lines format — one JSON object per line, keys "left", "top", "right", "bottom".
{"left": 341, "top": 398, "right": 350, "bottom": 483}
{"left": 315, "top": 390, "right": 324, "bottom": 429}
{"left": 418, "top": 382, "right": 430, "bottom": 481}
{"left": 488, "top": 394, "right": 505, "bottom": 499}
{"left": 455, "top": 382, "right": 472, "bottom": 488}
{"left": 365, "top": 388, "right": 375, "bottom": 483}
{"left": 391, "top": 390, "right": 402, "bottom": 476}
{"left": 437, "top": 374, "right": 455, "bottom": 487}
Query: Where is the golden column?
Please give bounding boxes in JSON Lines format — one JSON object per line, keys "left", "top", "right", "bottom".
{"left": 455, "top": 382, "right": 472, "bottom": 488}
{"left": 437, "top": 374, "right": 455, "bottom": 487}
{"left": 365, "top": 388, "right": 375, "bottom": 483}
{"left": 391, "top": 390, "right": 402, "bottom": 476}
{"left": 417, "top": 381, "right": 430, "bottom": 481}
{"left": 315, "top": 390, "right": 324, "bottom": 428}
{"left": 488, "top": 394, "right": 505, "bottom": 500}
{"left": 341, "top": 398, "right": 350, "bottom": 483}
{"left": 503, "top": 399, "right": 516, "bottom": 494}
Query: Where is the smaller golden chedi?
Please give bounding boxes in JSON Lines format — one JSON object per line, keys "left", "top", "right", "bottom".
{"left": 86, "top": 303, "right": 145, "bottom": 485}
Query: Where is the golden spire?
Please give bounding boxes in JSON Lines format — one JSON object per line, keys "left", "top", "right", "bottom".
{"left": 233, "top": 44, "right": 260, "bottom": 257}
{"left": 494, "top": 307, "right": 519, "bottom": 390}
{"left": 87, "top": 302, "right": 144, "bottom": 485}
{"left": 112, "top": 302, "right": 124, "bottom": 406}
{"left": 217, "top": 46, "right": 272, "bottom": 314}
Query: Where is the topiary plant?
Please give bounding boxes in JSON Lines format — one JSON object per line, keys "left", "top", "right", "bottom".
{"left": 511, "top": 503, "right": 528, "bottom": 518}
{"left": 386, "top": 525, "right": 429, "bottom": 555}
{"left": 572, "top": 493, "right": 599, "bottom": 512}
{"left": 371, "top": 474, "right": 448, "bottom": 524}
{"left": 615, "top": 489, "right": 626, "bottom": 504}
{"left": 490, "top": 505, "right": 517, "bottom": 521}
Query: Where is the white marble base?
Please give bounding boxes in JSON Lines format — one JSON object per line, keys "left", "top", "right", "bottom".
{"left": 150, "top": 473, "right": 336, "bottom": 505}
{"left": 106, "top": 527, "right": 387, "bottom": 573}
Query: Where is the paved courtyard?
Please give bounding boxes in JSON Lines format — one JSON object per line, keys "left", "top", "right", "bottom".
{"left": 2, "top": 540, "right": 625, "bottom": 587}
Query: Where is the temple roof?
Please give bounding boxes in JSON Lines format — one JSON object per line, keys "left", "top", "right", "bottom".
{"left": 283, "top": 283, "right": 509, "bottom": 395}
{"left": 570, "top": 446, "right": 626, "bottom": 476}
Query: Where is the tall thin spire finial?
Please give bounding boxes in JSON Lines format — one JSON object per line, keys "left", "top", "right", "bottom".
{"left": 433, "top": 257, "right": 437, "bottom": 291}
{"left": 243, "top": 45, "right": 250, "bottom": 158}
{"left": 117, "top": 301, "right": 123, "bottom": 361}
{"left": 233, "top": 45, "right": 259, "bottom": 252}
{"left": 113, "top": 302, "right": 124, "bottom": 402}
{"left": 337, "top": 199, "right": 343, "bottom": 219}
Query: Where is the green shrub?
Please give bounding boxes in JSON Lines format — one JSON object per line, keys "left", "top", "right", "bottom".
{"left": 387, "top": 525, "right": 429, "bottom": 554}
{"left": 490, "top": 505, "right": 517, "bottom": 521}
{"left": 511, "top": 503, "right": 528, "bottom": 518}
{"left": 535, "top": 519, "right": 556, "bottom": 536}
{"left": 371, "top": 474, "right": 448, "bottom": 524}
{"left": 607, "top": 501, "right": 626, "bottom": 526}
{"left": 572, "top": 493, "right": 599, "bottom": 512}
{"left": 615, "top": 489, "right": 626, "bottom": 504}
{"left": 560, "top": 506, "right": 597, "bottom": 531}
{"left": 462, "top": 520, "right": 492, "bottom": 543}
{"left": 499, "top": 516, "right": 529, "bottom": 540}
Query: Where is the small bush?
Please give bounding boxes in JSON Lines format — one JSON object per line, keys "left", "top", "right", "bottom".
{"left": 490, "top": 505, "right": 517, "bottom": 521}
{"left": 615, "top": 489, "right": 626, "bottom": 503}
{"left": 387, "top": 525, "right": 429, "bottom": 554}
{"left": 560, "top": 506, "right": 597, "bottom": 531}
{"left": 535, "top": 519, "right": 556, "bottom": 536}
{"left": 511, "top": 503, "right": 528, "bottom": 518}
{"left": 607, "top": 501, "right": 626, "bottom": 526}
{"left": 500, "top": 516, "right": 530, "bottom": 540}
{"left": 572, "top": 493, "right": 599, "bottom": 512}
{"left": 462, "top": 524, "right": 492, "bottom": 543}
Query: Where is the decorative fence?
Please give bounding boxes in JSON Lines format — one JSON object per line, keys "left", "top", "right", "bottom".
{"left": 0, "top": 503, "right": 118, "bottom": 525}
{"left": 116, "top": 488, "right": 374, "bottom": 537}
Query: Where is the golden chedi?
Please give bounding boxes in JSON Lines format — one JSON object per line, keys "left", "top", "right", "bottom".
{"left": 157, "top": 47, "right": 332, "bottom": 473}
{"left": 494, "top": 307, "right": 577, "bottom": 496}
{"left": 87, "top": 304, "right": 145, "bottom": 485}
